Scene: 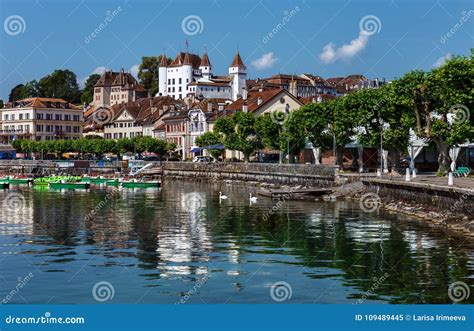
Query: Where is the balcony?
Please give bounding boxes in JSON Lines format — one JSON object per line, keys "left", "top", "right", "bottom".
{"left": 0, "top": 129, "right": 32, "bottom": 136}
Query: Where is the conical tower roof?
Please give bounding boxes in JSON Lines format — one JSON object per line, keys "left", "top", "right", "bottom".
{"left": 230, "top": 52, "right": 246, "bottom": 68}
{"left": 200, "top": 52, "right": 211, "bottom": 67}
{"left": 159, "top": 54, "right": 168, "bottom": 67}
{"left": 183, "top": 52, "right": 192, "bottom": 66}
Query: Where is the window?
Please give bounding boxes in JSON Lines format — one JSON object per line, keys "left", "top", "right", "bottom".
{"left": 73, "top": 126, "right": 80, "bottom": 133}
{"left": 55, "top": 114, "right": 62, "bottom": 121}
{"left": 11, "top": 114, "right": 15, "bottom": 121}
{"left": 36, "top": 125, "right": 43, "bottom": 132}
{"left": 19, "top": 114, "right": 23, "bottom": 120}
{"left": 26, "top": 113, "right": 30, "bottom": 120}
{"left": 73, "top": 115, "right": 80, "bottom": 121}
{"left": 66, "top": 126, "right": 71, "bottom": 133}
{"left": 64, "top": 115, "right": 71, "bottom": 121}
{"left": 45, "top": 125, "right": 51, "bottom": 132}
{"left": 179, "top": 78, "right": 182, "bottom": 84}
{"left": 4, "top": 114, "right": 8, "bottom": 121}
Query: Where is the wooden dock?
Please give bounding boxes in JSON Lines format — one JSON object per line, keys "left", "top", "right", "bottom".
{"left": 257, "top": 188, "right": 333, "bottom": 200}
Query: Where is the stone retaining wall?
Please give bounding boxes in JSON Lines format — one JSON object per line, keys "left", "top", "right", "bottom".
{"left": 162, "top": 162, "right": 339, "bottom": 187}
{"left": 362, "top": 179, "right": 474, "bottom": 216}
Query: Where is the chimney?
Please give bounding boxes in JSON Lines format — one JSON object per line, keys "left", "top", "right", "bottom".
{"left": 242, "top": 87, "right": 248, "bottom": 101}
{"left": 207, "top": 102, "right": 213, "bottom": 112}
{"left": 257, "top": 97, "right": 263, "bottom": 105}
{"left": 218, "top": 103, "right": 224, "bottom": 111}
{"left": 242, "top": 101, "right": 248, "bottom": 113}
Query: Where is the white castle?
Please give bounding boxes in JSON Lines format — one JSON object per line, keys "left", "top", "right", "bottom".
{"left": 156, "top": 51, "right": 246, "bottom": 101}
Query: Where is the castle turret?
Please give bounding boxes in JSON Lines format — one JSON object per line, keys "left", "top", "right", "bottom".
{"left": 199, "top": 52, "right": 211, "bottom": 80}
{"left": 181, "top": 52, "right": 193, "bottom": 99}
{"left": 158, "top": 53, "right": 168, "bottom": 96}
{"left": 229, "top": 52, "right": 247, "bottom": 101}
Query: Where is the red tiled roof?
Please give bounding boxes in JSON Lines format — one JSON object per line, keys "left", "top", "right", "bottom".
{"left": 169, "top": 52, "right": 202, "bottom": 69}
{"left": 200, "top": 52, "right": 211, "bottom": 67}
{"left": 230, "top": 52, "right": 246, "bottom": 68}
{"left": 8, "top": 97, "right": 80, "bottom": 110}
{"left": 159, "top": 54, "right": 168, "bottom": 67}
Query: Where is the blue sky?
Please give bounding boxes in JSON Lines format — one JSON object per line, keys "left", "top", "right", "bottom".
{"left": 0, "top": 0, "right": 473, "bottom": 101}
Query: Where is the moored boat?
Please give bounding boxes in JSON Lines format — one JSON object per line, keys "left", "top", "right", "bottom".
{"left": 0, "top": 182, "right": 10, "bottom": 189}
{"left": 49, "top": 182, "right": 91, "bottom": 189}
{"left": 120, "top": 181, "right": 160, "bottom": 188}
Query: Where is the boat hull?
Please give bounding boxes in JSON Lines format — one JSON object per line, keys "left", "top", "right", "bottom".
{"left": 49, "top": 183, "right": 91, "bottom": 189}
{"left": 121, "top": 181, "right": 160, "bottom": 188}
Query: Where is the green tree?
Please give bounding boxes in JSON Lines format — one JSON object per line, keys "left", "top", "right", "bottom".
{"left": 283, "top": 102, "right": 332, "bottom": 162}
{"left": 195, "top": 132, "right": 223, "bottom": 159}
{"left": 8, "top": 84, "right": 25, "bottom": 102}
{"left": 254, "top": 114, "right": 282, "bottom": 151}
{"left": 38, "top": 69, "right": 80, "bottom": 102}
{"left": 214, "top": 111, "right": 262, "bottom": 162}
{"left": 80, "top": 73, "right": 101, "bottom": 105}
{"left": 409, "top": 52, "right": 473, "bottom": 172}
{"left": 138, "top": 56, "right": 169, "bottom": 96}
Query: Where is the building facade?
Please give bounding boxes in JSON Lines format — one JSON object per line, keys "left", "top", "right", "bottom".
{"left": 0, "top": 98, "right": 83, "bottom": 143}
{"left": 93, "top": 69, "right": 146, "bottom": 108}
{"left": 157, "top": 51, "right": 246, "bottom": 101}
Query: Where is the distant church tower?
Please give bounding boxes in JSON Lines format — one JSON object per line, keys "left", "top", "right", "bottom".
{"left": 158, "top": 53, "right": 168, "bottom": 96}
{"left": 229, "top": 52, "right": 246, "bottom": 101}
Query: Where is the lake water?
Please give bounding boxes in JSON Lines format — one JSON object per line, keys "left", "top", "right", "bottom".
{"left": 0, "top": 181, "right": 473, "bottom": 304}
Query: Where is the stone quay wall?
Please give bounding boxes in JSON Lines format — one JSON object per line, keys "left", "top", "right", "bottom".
{"left": 162, "top": 162, "right": 340, "bottom": 187}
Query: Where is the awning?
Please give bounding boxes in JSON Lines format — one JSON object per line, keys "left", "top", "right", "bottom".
{"left": 203, "top": 144, "right": 225, "bottom": 150}
{"left": 191, "top": 147, "right": 202, "bottom": 153}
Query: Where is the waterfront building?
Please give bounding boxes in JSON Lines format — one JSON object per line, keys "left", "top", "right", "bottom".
{"left": 102, "top": 96, "right": 186, "bottom": 139}
{"left": 0, "top": 97, "right": 83, "bottom": 143}
{"left": 326, "top": 74, "right": 386, "bottom": 95}
{"left": 93, "top": 69, "right": 147, "bottom": 108}
{"left": 157, "top": 51, "right": 246, "bottom": 101}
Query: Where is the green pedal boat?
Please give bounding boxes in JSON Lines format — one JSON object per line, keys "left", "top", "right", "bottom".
{"left": 81, "top": 177, "right": 109, "bottom": 184}
{"left": 49, "top": 182, "right": 91, "bottom": 189}
{"left": 120, "top": 181, "right": 161, "bottom": 188}
{"left": 0, "top": 177, "right": 31, "bottom": 185}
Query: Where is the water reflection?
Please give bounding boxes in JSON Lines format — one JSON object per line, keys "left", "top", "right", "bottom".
{"left": 0, "top": 181, "right": 473, "bottom": 304}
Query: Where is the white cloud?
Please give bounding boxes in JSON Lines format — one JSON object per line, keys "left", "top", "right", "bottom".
{"left": 251, "top": 52, "right": 278, "bottom": 70}
{"left": 130, "top": 64, "right": 140, "bottom": 79}
{"left": 77, "top": 66, "right": 108, "bottom": 89}
{"left": 433, "top": 53, "right": 451, "bottom": 68}
{"left": 319, "top": 32, "right": 370, "bottom": 64}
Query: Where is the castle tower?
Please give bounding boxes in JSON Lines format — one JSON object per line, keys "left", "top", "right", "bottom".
{"left": 199, "top": 52, "right": 211, "bottom": 80}
{"left": 158, "top": 53, "right": 168, "bottom": 96}
{"left": 181, "top": 51, "right": 193, "bottom": 99}
{"left": 229, "top": 52, "right": 247, "bottom": 101}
